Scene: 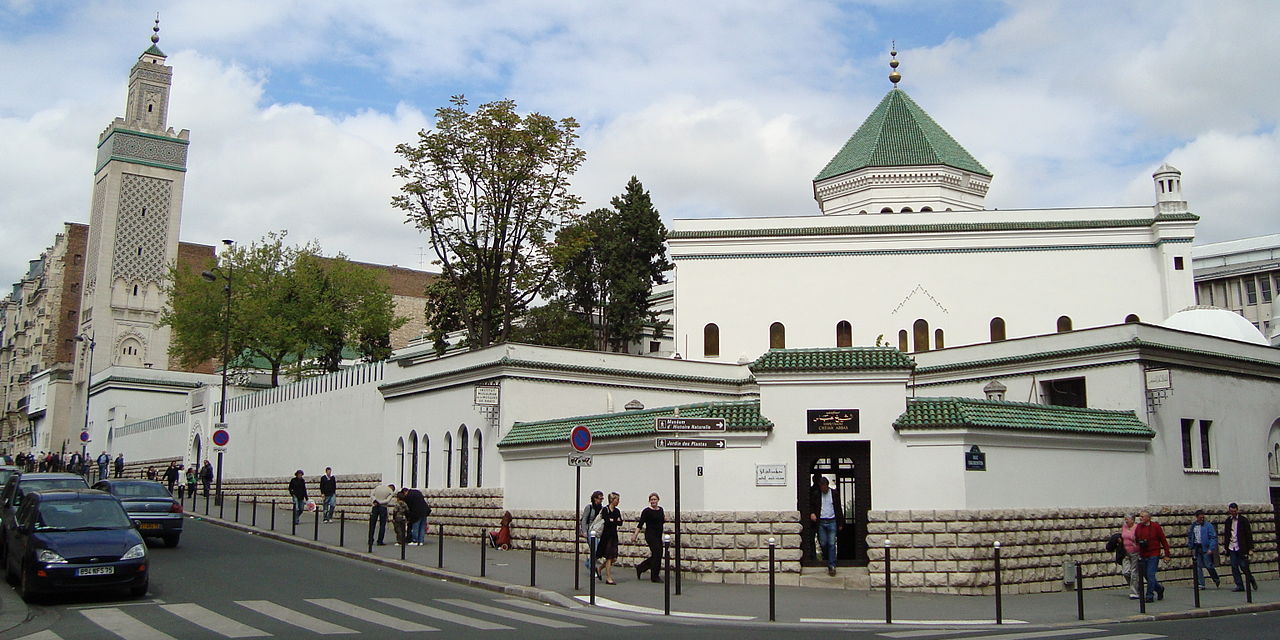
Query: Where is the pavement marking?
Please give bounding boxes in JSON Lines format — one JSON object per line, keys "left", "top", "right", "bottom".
{"left": 159, "top": 603, "right": 270, "bottom": 638}
{"left": 235, "top": 601, "right": 357, "bottom": 635}
{"left": 373, "top": 598, "right": 515, "bottom": 630}
{"left": 574, "top": 595, "right": 756, "bottom": 621}
{"left": 804, "top": 617, "right": 1028, "bottom": 625}
{"left": 1087, "top": 636, "right": 1163, "bottom": 640}
{"left": 12, "top": 631, "right": 62, "bottom": 640}
{"left": 305, "top": 598, "right": 437, "bottom": 632}
{"left": 881, "top": 632, "right": 1011, "bottom": 638}
{"left": 437, "top": 598, "right": 583, "bottom": 628}
{"left": 495, "top": 597, "right": 649, "bottom": 627}
{"left": 928, "top": 630, "right": 1110, "bottom": 640}
{"left": 80, "top": 608, "right": 177, "bottom": 640}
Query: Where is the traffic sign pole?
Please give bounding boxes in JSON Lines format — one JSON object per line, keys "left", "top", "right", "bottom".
{"left": 674, "top": 448, "right": 681, "bottom": 596}
{"left": 569, "top": 425, "right": 590, "bottom": 593}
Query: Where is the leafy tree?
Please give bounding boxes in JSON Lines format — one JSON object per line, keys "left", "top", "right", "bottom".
{"left": 508, "top": 300, "right": 595, "bottom": 350}
{"left": 392, "top": 96, "right": 586, "bottom": 351}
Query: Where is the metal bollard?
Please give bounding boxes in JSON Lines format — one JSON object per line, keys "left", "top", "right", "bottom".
{"left": 291, "top": 508, "right": 297, "bottom": 536}
{"left": 339, "top": 511, "right": 345, "bottom": 547}
{"left": 1193, "top": 557, "right": 1201, "bottom": 608}
{"left": 252, "top": 496, "right": 258, "bottom": 527}
{"left": 885, "top": 538, "right": 893, "bottom": 624}
{"left": 205, "top": 491, "right": 210, "bottom": 515}
{"left": 401, "top": 532, "right": 407, "bottom": 560}
{"left": 994, "top": 541, "right": 1003, "bottom": 625}
{"left": 480, "top": 529, "right": 487, "bottom": 577}
{"left": 1138, "top": 562, "right": 1146, "bottom": 613}
{"left": 314, "top": 506, "right": 320, "bottom": 541}
{"left": 1246, "top": 565, "right": 1254, "bottom": 604}
{"left": 1075, "top": 561, "right": 1084, "bottom": 620}
{"left": 767, "top": 537, "right": 776, "bottom": 622}
{"left": 235, "top": 495, "right": 240, "bottom": 523}
{"left": 530, "top": 535, "right": 538, "bottom": 587}
{"left": 219, "top": 492, "right": 225, "bottom": 518}
{"left": 438, "top": 523, "right": 444, "bottom": 568}
{"left": 589, "top": 532, "right": 597, "bottom": 606}
{"left": 271, "top": 500, "right": 276, "bottom": 531}
{"left": 663, "top": 535, "right": 671, "bottom": 615}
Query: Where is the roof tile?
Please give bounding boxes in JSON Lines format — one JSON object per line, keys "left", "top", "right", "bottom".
{"left": 893, "top": 397, "right": 1153, "bottom": 437}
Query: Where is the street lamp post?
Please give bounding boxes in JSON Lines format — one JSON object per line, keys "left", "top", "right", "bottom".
{"left": 201, "top": 239, "right": 234, "bottom": 506}
{"left": 75, "top": 333, "right": 95, "bottom": 479}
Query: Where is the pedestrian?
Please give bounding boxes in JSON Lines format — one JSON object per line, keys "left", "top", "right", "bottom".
{"left": 490, "top": 511, "right": 513, "bottom": 550}
{"left": 1114, "top": 514, "right": 1142, "bottom": 599}
{"left": 185, "top": 465, "right": 198, "bottom": 498}
{"left": 200, "top": 460, "right": 214, "bottom": 496}
{"left": 69, "top": 451, "right": 82, "bottom": 476}
{"left": 599, "top": 492, "right": 623, "bottom": 585}
{"left": 1135, "top": 510, "right": 1171, "bottom": 602}
{"left": 402, "top": 486, "right": 429, "bottom": 545}
{"left": 164, "top": 461, "right": 179, "bottom": 493}
{"left": 1187, "top": 509, "right": 1221, "bottom": 589}
{"left": 809, "top": 475, "right": 844, "bottom": 576}
{"left": 145, "top": 465, "right": 157, "bottom": 481}
{"left": 319, "top": 467, "right": 337, "bottom": 523}
{"left": 113, "top": 453, "right": 125, "bottom": 478}
{"left": 1222, "top": 502, "right": 1258, "bottom": 592}
{"left": 633, "top": 492, "right": 665, "bottom": 583}
{"left": 369, "top": 483, "right": 394, "bottom": 546}
{"left": 288, "top": 470, "right": 308, "bottom": 525}
{"left": 96, "top": 450, "right": 110, "bottom": 482}
{"left": 389, "top": 488, "right": 409, "bottom": 547}
{"left": 578, "top": 490, "right": 605, "bottom": 579}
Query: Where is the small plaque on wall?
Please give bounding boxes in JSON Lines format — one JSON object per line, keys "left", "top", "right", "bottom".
{"left": 965, "top": 445, "right": 987, "bottom": 471}
{"left": 807, "top": 409, "right": 859, "bottom": 434}
{"left": 756, "top": 464, "right": 786, "bottom": 486}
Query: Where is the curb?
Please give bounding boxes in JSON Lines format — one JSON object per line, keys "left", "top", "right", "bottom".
{"left": 192, "top": 514, "right": 583, "bottom": 611}
{"left": 0, "top": 583, "right": 31, "bottom": 635}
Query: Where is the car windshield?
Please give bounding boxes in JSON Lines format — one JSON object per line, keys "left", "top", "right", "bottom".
{"left": 110, "top": 483, "right": 172, "bottom": 499}
{"left": 23, "top": 478, "right": 88, "bottom": 493}
{"left": 36, "top": 500, "right": 132, "bottom": 531}
{"left": 0, "top": 470, "right": 16, "bottom": 486}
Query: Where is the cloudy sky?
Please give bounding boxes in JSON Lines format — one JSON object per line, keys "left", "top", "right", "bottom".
{"left": 1, "top": 0, "right": 1277, "bottom": 286}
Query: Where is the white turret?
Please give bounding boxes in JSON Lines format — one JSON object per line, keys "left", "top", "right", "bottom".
{"left": 1153, "top": 163, "right": 1188, "bottom": 215}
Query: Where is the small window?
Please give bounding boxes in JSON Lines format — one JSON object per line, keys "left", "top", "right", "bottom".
{"left": 1056, "top": 316, "right": 1073, "bottom": 333}
{"left": 1042, "top": 377, "right": 1086, "bottom": 408}
{"left": 1199, "top": 420, "right": 1213, "bottom": 469}
{"left": 147, "top": 104, "right": 153, "bottom": 113}
{"left": 703, "top": 323, "right": 719, "bottom": 358}
{"left": 443, "top": 432, "right": 453, "bottom": 489}
{"left": 769, "top": 322, "right": 785, "bottom": 349}
{"left": 920, "top": 207, "right": 933, "bottom": 212}
{"left": 73, "top": 254, "right": 82, "bottom": 265}
{"left": 141, "top": 207, "right": 147, "bottom": 217}
{"left": 1173, "top": 256, "right": 1184, "bottom": 270}
{"left": 137, "top": 247, "right": 142, "bottom": 256}
{"left": 836, "top": 321, "right": 852, "bottom": 348}
{"left": 912, "top": 319, "right": 929, "bottom": 352}
{"left": 900, "top": 207, "right": 913, "bottom": 213}
{"left": 1180, "top": 419, "right": 1194, "bottom": 468}
{"left": 989, "top": 317, "right": 1006, "bottom": 342}
{"left": 133, "top": 284, "right": 138, "bottom": 296}
{"left": 649, "top": 341, "right": 660, "bottom": 353}
{"left": 1125, "top": 314, "right": 1140, "bottom": 323}
{"left": 1246, "top": 279, "right": 1258, "bottom": 305}
{"left": 458, "top": 427, "right": 469, "bottom": 488}
{"left": 1262, "top": 277, "right": 1273, "bottom": 303}
{"left": 934, "top": 328, "right": 944, "bottom": 349}
{"left": 880, "top": 207, "right": 893, "bottom": 213}
{"left": 897, "top": 330, "right": 908, "bottom": 353}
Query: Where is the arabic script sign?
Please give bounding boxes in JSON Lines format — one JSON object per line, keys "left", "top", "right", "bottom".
{"left": 806, "top": 409, "right": 859, "bottom": 434}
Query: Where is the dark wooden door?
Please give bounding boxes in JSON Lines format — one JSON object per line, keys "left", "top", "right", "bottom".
{"left": 796, "top": 441, "right": 871, "bottom": 566}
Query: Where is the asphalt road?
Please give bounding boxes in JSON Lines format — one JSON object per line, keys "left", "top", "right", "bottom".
{"left": 0, "top": 515, "right": 1275, "bottom": 639}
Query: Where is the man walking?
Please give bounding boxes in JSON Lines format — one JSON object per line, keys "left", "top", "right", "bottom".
{"left": 1135, "top": 510, "right": 1171, "bottom": 602}
{"left": 319, "top": 467, "right": 337, "bottom": 523}
{"left": 288, "top": 470, "right": 308, "bottom": 526}
{"left": 113, "top": 453, "right": 125, "bottom": 478}
{"left": 369, "top": 483, "right": 394, "bottom": 546}
{"left": 1222, "top": 502, "right": 1258, "bottom": 592}
{"left": 1187, "top": 509, "right": 1220, "bottom": 589}
{"left": 808, "top": 476, "right": 844, "bottom": 577}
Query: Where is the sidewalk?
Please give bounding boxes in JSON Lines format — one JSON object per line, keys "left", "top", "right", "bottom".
{"left": 191, "top": 497, "right": 1280, "bottom": 627}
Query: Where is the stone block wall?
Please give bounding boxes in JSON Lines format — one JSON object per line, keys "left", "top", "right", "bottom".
{"left": 865, "top": 505, "right": 1278, "bottom": 595}
{"left": 504, "top": 509, "right": 804, "bottom": 585}
{"left": 213, "top": 474, "right": 382, "bottom": 521}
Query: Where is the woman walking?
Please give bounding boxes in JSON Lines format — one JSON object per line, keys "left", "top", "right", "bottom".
{"left": 633, "top": 492, "right": 666, "bottom": 583}
{"left": 599, "top": 492, "right": 624, "bottom": 585}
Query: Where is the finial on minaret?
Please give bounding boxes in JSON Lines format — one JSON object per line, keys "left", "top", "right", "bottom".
{"left": 888, "top": 41, "right": 901, "bottom": 87}
{"left": 151, "top": 14, "right": 160, "bottom": 44}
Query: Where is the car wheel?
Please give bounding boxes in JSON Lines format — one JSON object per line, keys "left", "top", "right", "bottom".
{"left": 163, "top": 534, "right": 180, "bottom": 548}
{"left": 129, "top": 579, "right": 149, "bottom": 598}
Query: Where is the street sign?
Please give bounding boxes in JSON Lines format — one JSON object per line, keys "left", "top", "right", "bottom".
{"left": 965, "top": 445, "right": 986, "bottom": 471}
{"left": 570, "top": 425, "right": 592, "bottom": 452}
{"left": 79, "top": 431, "right": 90, "bottom": 443}
{"left": 212, "top": 429, "right": 230, "bottom": 447}
{"left": 568, "top": 452, "right": 593, "bottom": 467}
{"left": 654, "top": 417, "right": 726, "bottom": 432}
{"left": 655, "top": 437, "right": 726, "bottom": 450}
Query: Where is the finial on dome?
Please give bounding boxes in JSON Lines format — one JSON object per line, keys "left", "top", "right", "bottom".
{"left": 888, "top": 41, "right": 901, "bottom": 87}
{"left": 151, "top": 13, "right": 160, "bottom": 44}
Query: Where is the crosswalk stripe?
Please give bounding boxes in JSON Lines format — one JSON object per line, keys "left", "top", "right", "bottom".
{"left": 1088, "top": 635, "right": 1163, "bottom": 640}
{"left": 236, "top": 601, "right": 357, "bottom": 635}
{"left": 305, "top": 598, "right": 437, "bottom": 632}
{"left": 437, "top": 598, "right": 582, "bottom": 629}
{"left": 928, "top": 630, "right": 1109, "bottom": 640}
{"left": 80, "top": 608, "right": 177, "bottom": 640}
{"left": 374, "top": 598, "right": 514, "bottom": 630}
{"left": 495, "top": 597, "right": 649, "bottom": 627}
{"left": 881, "top": 631, "right": 998, "bottom": 638}
{"left": 159, "top": 604, "right": 270, "bottom": 638}
{"left": 12, "top": 631, "right": 62, "bottom": 640}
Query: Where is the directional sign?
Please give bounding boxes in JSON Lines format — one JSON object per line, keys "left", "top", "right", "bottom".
{"left": 655, "top": 437, "right": 726, "bottom": 450}
{"left": 570, "top": 425, "right": 592, "bottom": 452}
{"left": 568, "top": 452, "right": 593, "bottom": 467}
{"left": 212, "top": 429, "right": 230, "bottom": 447}
{"left": 654, "top": 417, "right": 726, "bottom": 432}
{"left": 79, "top": 431, "right": 90, "bottom": 443}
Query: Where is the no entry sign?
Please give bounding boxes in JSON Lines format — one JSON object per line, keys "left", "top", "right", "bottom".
{"left": 570, "top": 425, "right": 591, "bottom": 452}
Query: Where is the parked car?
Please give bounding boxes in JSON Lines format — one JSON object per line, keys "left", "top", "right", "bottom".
{"left": 0, "top": 473, "right": 90, "bottom": 551}
{"left": 3, "top": 489, "right": 148, "bottom": 601}
{"left": 91, "top": 480, "right": 183, "bottom": 547}
{"left": 0, "top": 466, "right": 19, "bottom": 489}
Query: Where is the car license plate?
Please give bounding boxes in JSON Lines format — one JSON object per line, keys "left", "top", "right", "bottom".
{"left": 77, "top": 566, "right": 114, "bottom": 576}
{"left": 140, "top": 523, "right": 161, "bottom": 530}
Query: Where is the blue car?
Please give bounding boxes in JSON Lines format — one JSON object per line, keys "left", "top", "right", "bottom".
{"left": 3, "top": 489, "right": 148, "bottom": 601}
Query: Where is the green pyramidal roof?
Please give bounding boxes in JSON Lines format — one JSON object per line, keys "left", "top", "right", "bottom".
{"left": 143, "top": 44, "right": 166, "bottom": 58}
{"left": 816, "top": 88, "right": 991, "bottom": 182}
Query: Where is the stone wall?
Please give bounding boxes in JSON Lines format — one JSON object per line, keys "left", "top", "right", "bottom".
{"left": 866, "top": 505, "right": 1278, "bottom": 595}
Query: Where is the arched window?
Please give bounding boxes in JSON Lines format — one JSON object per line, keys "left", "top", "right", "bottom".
{"left": 1125, "top": 314, "right": 1140, "bottom": 324}
{"left": 421, "top": 434, "right": 430, "bottom": 488}
{"left": 836, "top": 321, "right": 852, "bottom": 347}
{"left": 880, "top": 207, "right": 893, "bottom": 213}
{"left": 920, "top": 207, "right": 933, "bottom": 212}
{"left": 1057, "top": 316, "right": 1073, "bottom": 333}
{"left": 703, "top": 323, "right": 719, "bottom": 358}
{"left": 458, "top": 426, "right": 470, "bottom": 488}
{"left": 769, "top": 322, "right": 786, "bottom": 349}
{"left": 396, "top": 437, "right": 405, "bottom": 487}
{"left": 409, "top": 430, "right": 419, "bottom": 488}
{"left": 897, "top": 330, "right": 908, "bottom": 352}
{"left": 444, "top": 432, "right": 453, "bottom": 488}
{"left": 474, "top": 429, "right": 483, "bottom": 488}
{"left": 900, "top": 207, "right": 913, "bottom": 213}
{"left": 934, "top": 328, "right": 945, "bottom": 349}
{"left": 912, "top": 319, "right": 930, "bottom": 352}
{"left": 990, "top": 317, "right": 1006, "bottom": 342}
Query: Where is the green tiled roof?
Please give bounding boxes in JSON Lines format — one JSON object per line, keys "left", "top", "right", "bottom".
{"left": 668, "top": 213, "right": 1199, "bottom": 240}
{"left": 816, "top": 88, "right": 991, "bottom": 182}
{"left": 894, "top": 397, "right": 1153, "bottom": 437}
{"left": 751, "top": 347, "right": 915, "bottom": 373}
{"left": 498, "top": 399, "right": 771, "bottom": 448}
{"left": 143, "top": 44, "right": 166, "bottom": 58}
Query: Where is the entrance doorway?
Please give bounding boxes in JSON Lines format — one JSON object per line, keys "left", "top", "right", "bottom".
{"left": 797, "top": 441, "right": 870, "bottom": 566}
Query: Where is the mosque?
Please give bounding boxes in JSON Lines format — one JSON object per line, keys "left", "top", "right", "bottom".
{"left": 14, "top": 34, "right": 1280, "bottom": 594}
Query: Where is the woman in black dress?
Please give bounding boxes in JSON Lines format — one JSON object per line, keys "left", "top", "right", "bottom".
{"left": 599, "top": 492, "right": 624, "bottom": 584}
{"left": 633, "top": 492, "right": 665, "bottom": 582}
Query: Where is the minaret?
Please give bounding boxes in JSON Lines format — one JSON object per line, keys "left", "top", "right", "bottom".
{"left": 78, "top": 18, "right": 189, "bottom": 379}
{"left": 1153, "top": 163, "right": 1188, "bottom": 215}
